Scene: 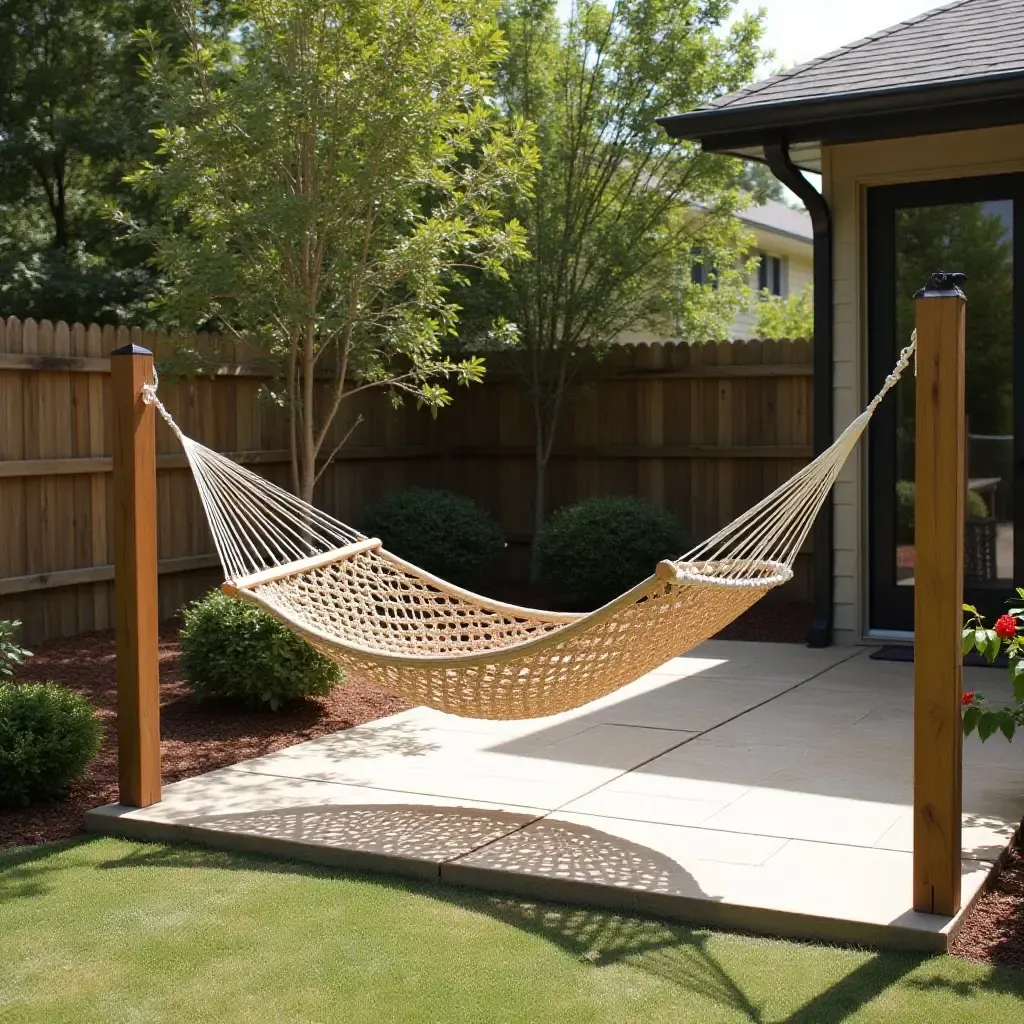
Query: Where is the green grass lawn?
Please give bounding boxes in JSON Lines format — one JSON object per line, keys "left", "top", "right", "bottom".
{"left": 1, "top": 837, "right": 1023, "bottom": 1023}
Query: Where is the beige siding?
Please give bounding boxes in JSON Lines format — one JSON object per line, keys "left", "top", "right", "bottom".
{"left": 730, "top": 307, "right": 758, "bottom": 339}
{"left": 824, "top": 123, "right": 1024, "bottom": 643}
{"left": 788, "top": 257, "right": 813, "bottom": 297}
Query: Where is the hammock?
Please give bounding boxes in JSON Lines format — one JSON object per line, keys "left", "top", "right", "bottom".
{"left": 143, "top": 336, "right": 915, "bottom": 720}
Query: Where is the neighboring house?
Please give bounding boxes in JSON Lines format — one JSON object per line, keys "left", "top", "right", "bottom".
{"left": 619, "top": 197, "right": 813, "bottom": 344}
{"left": 660, "top": 0, "right": 1024, "bottom": 645}
{"left": 728, "top": 200, "right": 813, "bottom": 338}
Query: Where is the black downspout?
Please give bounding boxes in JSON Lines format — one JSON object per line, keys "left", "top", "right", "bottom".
{"left": 763, "top": 142, "right": 834, "bottom": 647}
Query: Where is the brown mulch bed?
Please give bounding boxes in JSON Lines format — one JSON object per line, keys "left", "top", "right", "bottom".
{"left": 0, "top": 624, "right": 409, "bottom": 852}
{"left": 951, "top": 840, "right": 1024, "bottom": 971}
{"left": 715, "top": 599, "right": 813, "bottom": 645}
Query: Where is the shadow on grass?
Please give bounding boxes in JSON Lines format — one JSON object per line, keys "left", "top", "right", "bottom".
{"left": 780, "top": 952, "right": 928, "bottom": 1023}
{"left": 906, "top": 967, "right": 1024, "bottom": 1001}
{"left": 0, "top": 836, "right": 97, "bottom": 904}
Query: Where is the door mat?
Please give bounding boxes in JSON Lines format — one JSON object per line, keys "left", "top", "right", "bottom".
{"left": 869, "top": 645, "right": 1007, "bottom": 668}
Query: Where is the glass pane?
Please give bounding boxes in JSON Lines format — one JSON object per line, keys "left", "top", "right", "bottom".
{"left": 893, "top": 200, "right": 1014, "bottom": 590}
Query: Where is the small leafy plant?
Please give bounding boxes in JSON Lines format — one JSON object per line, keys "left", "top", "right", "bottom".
{"left": 0, "top": 682, "right": 103, "bottom": 807}
{"left": 0, "top": 619, "right": 32, "bottom": 679}
{"left": 961, "top": 593, "right": 1024, "bottom": 742}
{"left": 179, "top": 592, "right": 342, "bottom": 711}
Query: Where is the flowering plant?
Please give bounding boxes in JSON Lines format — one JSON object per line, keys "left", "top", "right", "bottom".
{"left": 961, "top": 591, "right": 1024, "bottom": 742}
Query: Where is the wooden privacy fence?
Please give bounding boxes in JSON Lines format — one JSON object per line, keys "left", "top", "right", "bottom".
{"left": 0, "top": 316, "right": 813, "bottom": 644}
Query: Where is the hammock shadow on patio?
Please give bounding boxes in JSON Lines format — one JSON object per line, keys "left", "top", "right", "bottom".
{"left": 169, "top": 802, "right": 715, "bottom": 900}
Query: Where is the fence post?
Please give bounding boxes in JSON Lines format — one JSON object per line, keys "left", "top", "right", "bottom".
{"left": 912, "top": 271, "right": 966, "bottom": 916}
{"left": 111, "top": 344, "right": 161, "bottom": 807}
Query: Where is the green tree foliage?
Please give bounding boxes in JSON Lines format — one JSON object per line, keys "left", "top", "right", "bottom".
{"left": 130, "top": 0, "right": 535, "bottom": 502}
{"left": 459, "top": 0, "right": 765, "bottom": 549}
{"left": 738, "top": 161, "right": 785, "bottom": 204}
{"left": 0, "top": 0, "right": 191, "bottom": 322}
{"left": 753, "top": 283, "right": 813, "bottom": 339}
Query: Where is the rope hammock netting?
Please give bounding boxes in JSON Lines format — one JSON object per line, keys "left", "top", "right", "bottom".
{"left": 143, "top": 334, "right": 916, "bottom": 720}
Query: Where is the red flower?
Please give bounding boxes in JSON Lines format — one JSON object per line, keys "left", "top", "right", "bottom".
{"left": 962, "top": 691, "right": 975, "bottom": 706}
{"left": 995, "top": 614, "right": 1017, "bottom": 639}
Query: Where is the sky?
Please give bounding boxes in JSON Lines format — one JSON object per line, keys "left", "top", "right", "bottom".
{"left": 731, "top": 0, "right": 946, "bottom": 73}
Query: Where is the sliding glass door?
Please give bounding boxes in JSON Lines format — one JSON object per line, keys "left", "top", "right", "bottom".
{"left": 868, "top": 174, "right": 1024, "bottom": 633}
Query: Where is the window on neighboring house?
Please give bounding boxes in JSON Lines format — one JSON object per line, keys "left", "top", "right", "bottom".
{"left": 690, "top": 248, "right": 718, "bottom": 290}
{"left": 758, "top": 253, "right": 784, "bottom": 296}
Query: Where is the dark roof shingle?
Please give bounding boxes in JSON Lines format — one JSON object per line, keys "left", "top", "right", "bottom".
{"left": 706, "top": 0, "right": 1024, "bottom": 112}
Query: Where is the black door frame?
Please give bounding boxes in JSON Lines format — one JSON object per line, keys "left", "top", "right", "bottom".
{"left": 867, "top": 172, "right": 1024, "bottom": 633}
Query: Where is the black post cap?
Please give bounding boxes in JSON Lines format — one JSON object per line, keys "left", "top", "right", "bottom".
{"left": 914, "top": 271, "right": 967, "bottom": 300}
{"left": 110, "top": 343, "right": 154, "bottom": 357}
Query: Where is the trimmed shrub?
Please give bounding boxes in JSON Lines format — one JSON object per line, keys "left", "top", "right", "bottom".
{"left": 359, "top": 488, "right": 504, "bottom": 587}
{"left": 179, "top": 592, "right": 342, "bottom": 710}
{"left": 0, "top": 682, "right": 103, "bottom": 808}
{"left": 536, "top": 496, "right": 687, "bottom": 608}
{"left": 896, "top": 480, "right": 989, "bottom": 543}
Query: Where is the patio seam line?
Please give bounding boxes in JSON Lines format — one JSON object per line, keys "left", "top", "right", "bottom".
{"left": 526, "top": 647, "right": 867, "bottom": 826}
{"left": 217, "top": 765, "right": 559, "bottom": 812}
{"left": 569, "top": 723, "right": 704, "bottom": 734}
{"left": 538, "top": 801, "right": 905, "bottom": 848}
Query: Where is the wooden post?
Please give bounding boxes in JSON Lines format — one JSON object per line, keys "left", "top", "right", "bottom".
{"left": 111, "top": 344, "right": 161, "bottom": 807}
{"left": 913, "top": 272, "right": 967, "bottom": 915}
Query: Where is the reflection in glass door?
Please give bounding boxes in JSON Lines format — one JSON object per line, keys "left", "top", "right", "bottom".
{"left": 868, "top": 176, "right": 1024, "bottom": 633}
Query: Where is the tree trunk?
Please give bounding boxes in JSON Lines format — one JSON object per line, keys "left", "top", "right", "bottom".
{"left": 299, "top": 322, "right": 316, "bottom": 504}
{"left": 530, "top": 438, "right": 548, "bottom": 583}
{"left": 52, "top": 169, "right": 68, "bottom": 249}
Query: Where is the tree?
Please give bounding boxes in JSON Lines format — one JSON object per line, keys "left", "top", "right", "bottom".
{"left": 753, "top": 283, "right": 813, "bottom": 339}
{"left": 462, "top": 0, "right": 765, "bottom": 551}
{"left": 738, "top": 161, "right": 785, "bottom": 205}
{"left": 131, "top": 0, "right": 535, "bottom": 502}
{"left": 0, "top": 0, "right": 191, "bottom": 322}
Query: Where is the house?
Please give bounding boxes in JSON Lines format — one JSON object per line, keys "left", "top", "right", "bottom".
{"left": 729, "top": 199, "right": 813, "bottom": 338}
{"left": 659, "top": 0, "right": 1024, "bottom": 644}
{"left": 620, "top": 197, "right": 813, "bottom": 343}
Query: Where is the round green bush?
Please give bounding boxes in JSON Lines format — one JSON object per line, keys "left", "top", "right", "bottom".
{"left": 535, "top": 496, "right": 687, "bottom": 609}
{"left": 0, "top": 682, "right": 103, "bottom": 808}
{"left": 896, "top": 480, "right": 988, "bottom": 543}
{"left": 359, "top": 489, "right": 504, "bottom": 587}
{"left": 179, "top": 592, "right": 342, "bottom": 710}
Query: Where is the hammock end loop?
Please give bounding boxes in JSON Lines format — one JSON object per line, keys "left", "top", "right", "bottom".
{"left": 655, "top": 560, "right": 679, "bottom": 583}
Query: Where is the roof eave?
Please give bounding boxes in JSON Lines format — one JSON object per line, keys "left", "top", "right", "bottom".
{"left": 739, "top": 222, "right": 814, "bottom": 245}
{"left": 658, "top": 72, "right": 1024, "bottom": 150}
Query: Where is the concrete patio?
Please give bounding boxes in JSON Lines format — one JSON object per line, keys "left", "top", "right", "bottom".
{"left": 87, "top": 640, "right": 1024, "bottom": 951}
